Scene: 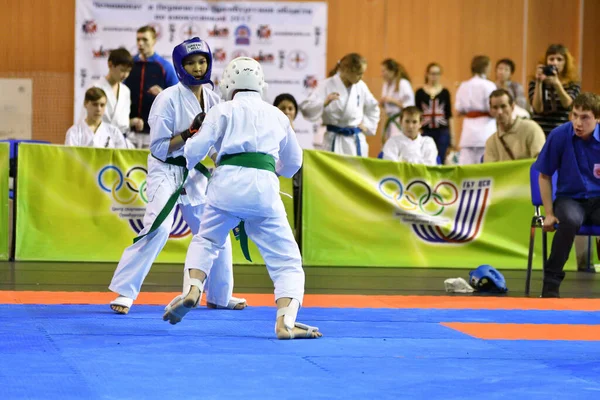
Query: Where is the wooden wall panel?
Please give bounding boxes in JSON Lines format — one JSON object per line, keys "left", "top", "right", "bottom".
{"left": 581, "top": 0, "right": 600, "bottom": 94}
{"left": 0, "top": 0, "right": 75, "bottom": 143}
{"left": 0, "top": 0, "right": 75, "bottom": 72}
{"left": 526, "top": 0, "right": 581, "bottom": 85}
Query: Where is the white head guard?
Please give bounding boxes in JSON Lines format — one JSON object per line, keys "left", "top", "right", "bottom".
{"left": 219, "top": 57, "right": 268, "bottom": 101}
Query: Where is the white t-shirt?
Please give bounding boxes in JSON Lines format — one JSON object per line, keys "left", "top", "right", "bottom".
{"left": 65, "top": 121, "right": 128, "bottom": 148}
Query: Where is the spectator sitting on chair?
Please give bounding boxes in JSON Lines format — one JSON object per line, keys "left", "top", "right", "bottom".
{"left": 381, "top": 106, "right": 438, "bottom": 165}
{"left": 484, "top": 89, "right": 545, "bottom": 163}
{"left": 533, "top": 92, "right": 600, "bottom": 298}
{"left": 65, "top": 87, "right": 128, "bottom": 148}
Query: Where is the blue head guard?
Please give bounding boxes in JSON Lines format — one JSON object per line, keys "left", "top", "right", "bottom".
{"left": 172, "top": 37, "right": 213, "bottom": 87}
{"left": 469, "top": 265, "right": 508, "bottom": 293}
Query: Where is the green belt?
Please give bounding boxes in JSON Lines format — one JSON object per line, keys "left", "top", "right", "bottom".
{"left": 384, "top": 112, "right": 402, "bottom": 134}
{"left": 219, "top": 152, "right": 276, "bottom": 262}
{"left": 133, "top": 155, "right": 211, "bottom": 244}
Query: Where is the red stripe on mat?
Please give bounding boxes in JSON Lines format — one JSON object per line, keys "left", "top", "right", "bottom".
{"left": 2, "top": 291, "right": 600, "bottom": 310}
{"left": 443, "top": 322, "right": 600, "bottom": 340}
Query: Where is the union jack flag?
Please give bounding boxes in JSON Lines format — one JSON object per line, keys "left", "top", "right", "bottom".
{"left": 421, "top": 98, "right": 447, "bottom": 129}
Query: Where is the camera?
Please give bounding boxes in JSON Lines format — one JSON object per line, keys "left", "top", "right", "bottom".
{"left": 542, "top": 65, "right": 557, "bottom": 76}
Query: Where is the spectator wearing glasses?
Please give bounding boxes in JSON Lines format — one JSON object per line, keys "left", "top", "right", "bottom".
{"left": 415, "top": 62, "right": 454, "bottom": 164}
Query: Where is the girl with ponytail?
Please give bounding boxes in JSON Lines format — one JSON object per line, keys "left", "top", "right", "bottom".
{"left": 299, "top": 53, "right": 380, "bottom": 157}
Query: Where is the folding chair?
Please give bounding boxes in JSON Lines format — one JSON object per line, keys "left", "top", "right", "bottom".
{"left": 525, "top": 165, "right": 600, "bottom": 295}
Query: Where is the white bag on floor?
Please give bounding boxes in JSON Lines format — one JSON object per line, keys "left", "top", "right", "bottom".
{"left": 444, "top": 278, "right": 475, "bottom": 293}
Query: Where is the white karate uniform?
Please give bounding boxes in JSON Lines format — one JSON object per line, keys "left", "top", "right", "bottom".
{"left": 299, "top": 73, "right": 380, "bottom": 157}
{"left": 184, "top": 91, "right": 304, "bottom": 303}
{"left": 381, "top": 79, "right": 415, "bottom": 140}
{"left": 455, "top": 75, "right": 497, "bottom": 164}
{"left": 108, "top": 82, "right": 236, "bottom": 307}
{"left": 381, "top": 133, "right": 438, "bottom": 165}
{"left": 65, "top": 121, "right": 128, "bottom": 148}
{"left": 93, "top": 77, "right": 131, "bottom": 135}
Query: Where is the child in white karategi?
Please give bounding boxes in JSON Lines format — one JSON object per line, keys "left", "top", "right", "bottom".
{"left": 299, "top": 53, "right": 380, "bottom": 157}
{"left": 92, "top": 48, "right": 144, "bottom": 147}
{"left": 108, "top": 38, "right": 246, "bottom": 315}
{"left": 65, "top": 87, "right": 128, "bottom": 149}
{"left": 163, "top": 57, "right": 322, "bottom": 340}
{"left": 455, "top": 55, "right": 497, "bottom": 165}
{"left": 381, "top": 106, "right": 438, "bottom": 165}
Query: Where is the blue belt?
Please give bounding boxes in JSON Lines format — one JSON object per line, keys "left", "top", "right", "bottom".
{"left": 326, "top": 125, "right": 362, "bottom": 156}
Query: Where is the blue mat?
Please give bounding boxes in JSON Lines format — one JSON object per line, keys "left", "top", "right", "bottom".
{"left": 1, "top": 305, "right": 600, "bottom": 399}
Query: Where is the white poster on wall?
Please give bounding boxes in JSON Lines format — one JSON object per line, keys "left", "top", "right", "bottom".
{"left": 74, "top": 0, "right": 327, "bottom": 149}
{"left": 0, "top": 79, "right": 33, "bottom": 140}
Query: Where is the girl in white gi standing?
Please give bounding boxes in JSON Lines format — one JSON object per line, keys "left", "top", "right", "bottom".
{"left": 65, "top": 87, "right": 128, "bottom": 148}
{"left": 381, "top": 106, "right": 438, "bottom": 165}
{"left": 300, "top": 53, "right": 380, "bottom": 157}
{"left": 108, "top": 38, "right": 245, "bottom": 315}
{"left": 163, "top": 57, "right": 321, "bottom": 340}
{"left": 380, "top": 59, "right": 415, "bottom": 143}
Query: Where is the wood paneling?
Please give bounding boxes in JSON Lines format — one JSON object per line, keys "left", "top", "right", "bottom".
{"left": 0, "top": 0, "right": 597, "bottom": 148}
{"left": 526, "top": 0, "right": 581, "bottom": 84}
{"left": 582, "top": 0, "right": 600, "bottom": 94}
{"left": 380, "top": 0, "right": 526, "bottom": 155}
{"left": 0, "top": 0, "right": 75, "bottom": 143}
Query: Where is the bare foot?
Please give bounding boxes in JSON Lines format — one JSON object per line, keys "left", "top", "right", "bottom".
{"left": 110, "top": 304, "right": 130, "bottom": 315}
{"left": 275, "top": 320, "right": 322, "bottom": 340}
{"left": 110, "top": 295, "right": 133, "bottom": 315}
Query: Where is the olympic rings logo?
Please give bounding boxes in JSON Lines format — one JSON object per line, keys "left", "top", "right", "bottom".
{"left": 378, "top": 177, "right": 459, "bottom": 216}
{"left": 98, "top": 166, "right": 148, "bottom": 205}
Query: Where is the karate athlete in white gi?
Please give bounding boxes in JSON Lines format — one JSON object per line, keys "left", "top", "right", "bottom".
{"left": 65, "top": 87, "right": 128, "bottom": 149}
{"left": 299, "top": 53, "right": 380, "bottom": 157}
{"left": 94, "top": 48, "right": 144, "bottom": 137}
{"left": 108, "top": 38, "right": 246, "bottom": 315}
{"left": 76, "top": 49, "right": 142, "bottom": 148}
{"left": 163, "top": 57, "right": 322, "bottom": 340}
{"left": 455, "top": 56, "right": 497, "bottom": 165}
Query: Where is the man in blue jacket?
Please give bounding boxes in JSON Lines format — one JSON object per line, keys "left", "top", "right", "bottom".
{"left": 533, "top": 92, "right": 600, "bottom": 297}
{"left": 124, "top": 25, "right": 179, "bottom": 148}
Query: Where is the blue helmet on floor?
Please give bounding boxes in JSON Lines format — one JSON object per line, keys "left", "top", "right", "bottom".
{"left": 469, "top": 265, "right": 508, "bottom": 293}
{"left": 172, "top": 37, "right": 213, "bottom": 87}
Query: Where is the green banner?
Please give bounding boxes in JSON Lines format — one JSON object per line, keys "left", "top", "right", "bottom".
{"left": 0, "top": 143, "right": 9, "bottom": 261}
{"left": 301, "top": 150, "right": 576, "bottom": 270}
{"left": 15, "top": 144, "right": 293, "bottom": 263}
